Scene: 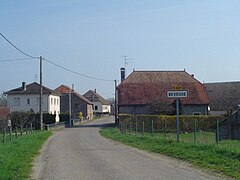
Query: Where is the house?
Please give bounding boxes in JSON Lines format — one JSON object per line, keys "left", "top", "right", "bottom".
{"left": 204, "top": 82, "right": 240, "bottom": 115}
{"left": 0, "top": 107, "right": 11, "bottom": 127}
{"left": 55, "top": 85, "right": 93, "bottom": 120}
{"left": 219, "top": 110, "right": 240, "bottom": 140}
{"left": 117, "top": 70, "right": 210, "bottom": 115}
{"left": 4, "top": 82, "right": 60, "bottom": 122}
{"left": 83, "top": 90, "right": 111, "bottom": 114}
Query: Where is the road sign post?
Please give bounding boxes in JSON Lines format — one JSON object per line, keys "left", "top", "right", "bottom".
{"left": 167, "top": 89, "right": 188, "bottom": 143}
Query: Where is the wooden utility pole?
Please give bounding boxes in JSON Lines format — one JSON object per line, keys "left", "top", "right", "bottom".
{"left": 39, "top": 56, "right": 43, "bottom": 130}
{"left": 114, "top": 80, "right": 118, "bottom": 123}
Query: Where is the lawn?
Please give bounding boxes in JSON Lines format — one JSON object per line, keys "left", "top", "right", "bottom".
{"left": 100, "top": 127, "right": 240, "bottom": 179}
{"left": 0, "top": 130, "right": 52, "bottom": 179}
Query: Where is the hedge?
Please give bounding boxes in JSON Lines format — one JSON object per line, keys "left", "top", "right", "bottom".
{"left": 118, "top": 114, "right": 225, "bottom": 132}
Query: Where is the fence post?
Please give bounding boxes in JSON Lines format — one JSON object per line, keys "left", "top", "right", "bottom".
{"left": 20, "top": 125, "right": 23, "bottom": 136}
{"left": 30, "top": 123, "right": 33, "bottom": 133}
{"left": 2, "top": 128, "right": 5, "bottom": 143}
{"left": 142, "top": 121, "right": 144, "bottom": 136}
{"left": 9, "top": 126, "right": 12, "bottom": 141}
{"left": 216, "top": 119, "right": 219, "bottom": 146}
{"left": 135, "top": 120, "right": 137, "bottom": 135}
{"left": 15, "top": 127, "right": 18, "bottom": 139}
{"left": 129, "top": 123, "right": 131, "bottom": 134}
{"left": 26, "top": 124, "right": 28, "bottom": 135}
{"left": 164, "top": 118, "right": 167, "bottom": 138}
{"left": 194, "top": 119, "right": 197, "bottom": 145}
{"left": 151, "top": 119, "right": 154, "bottom": 137}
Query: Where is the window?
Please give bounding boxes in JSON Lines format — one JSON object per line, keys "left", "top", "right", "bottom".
{"left": 95, "top": 106, "right": 98, "bottom": 110}
{"left": 51, "top": 98, "right": 53, "bottom": 105}
{"left": 54, "top": 98, "right": 56, "bottom": 105}
{"left": 13, "top": 98, "right": 20, "bottom": 106}
{"left": 27, "top": 98, "right": 30, "bottom": 105}
{"left": 57, "top": 99, "right": 59, "bottom": 105}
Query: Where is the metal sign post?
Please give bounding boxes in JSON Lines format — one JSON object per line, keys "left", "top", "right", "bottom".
{"left": 167, "top": 89, "right": 188, "bottom": 143}
{"left": 176, "top": 98, "right": 180, "bottom": 142}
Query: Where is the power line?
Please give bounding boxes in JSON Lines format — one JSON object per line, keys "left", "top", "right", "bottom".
{"left": 43, "top": 58, "right": 114, "bottom": 82}
{"left": 0, "top": 32, "right": 38, "bottom": 59}
{"left": 0, "top": 57, "right": 38, "bottom": 63}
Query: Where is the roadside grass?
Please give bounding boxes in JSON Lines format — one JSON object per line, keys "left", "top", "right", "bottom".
{"left": 0, "top": 130, "right": 52, "bottom": 179}
{"left": 100, "top": 127, "right": 240, "bottom": 179}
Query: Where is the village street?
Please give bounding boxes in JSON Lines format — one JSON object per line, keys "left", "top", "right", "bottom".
{"left": 32, "top": 117, "right": 222, "bottom": 180}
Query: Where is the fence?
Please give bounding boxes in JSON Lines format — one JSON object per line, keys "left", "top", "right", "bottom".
{"left": 118, "top": 115, "right": 224, "bottom": 146}
{"left": 1, "top": 124, "right": 34, "bottom": 144}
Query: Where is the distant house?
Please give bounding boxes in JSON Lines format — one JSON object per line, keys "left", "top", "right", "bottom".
{"left": 4, "top": 82, "right": 61, "bottom": 122}
{"left": 83, "top": 90, "right": 111, "bottom": 114}
{"left": 55, "top": 85, "right": 93, "bottom": 120}
{"left": 204, "top": 82, "right": 240, "bottom": 115}
{"left": 117, "top": 70, "right": 210, "bottom": 115}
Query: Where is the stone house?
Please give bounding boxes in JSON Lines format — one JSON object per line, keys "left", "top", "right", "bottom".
{"left": 55, "top": 85, "right": 93, "bottom": 120}
{"left": 83, "top": 90, "right": 111, "bottom": 114}
{"left": 117, "top": 70, "right": 210, "bottom": 115}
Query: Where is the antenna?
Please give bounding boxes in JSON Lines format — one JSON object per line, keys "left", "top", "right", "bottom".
{"left": 35, "top": 74, "right": 38, "bottom": 82}
{"left": 123, "top": 55, "right": 134, "bottom": 71}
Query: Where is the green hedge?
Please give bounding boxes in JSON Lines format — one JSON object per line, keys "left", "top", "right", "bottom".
{"left": 119, "top": 114, "right": 225, "bottom": 132}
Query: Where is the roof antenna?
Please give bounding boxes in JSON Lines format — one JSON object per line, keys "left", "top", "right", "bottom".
{"left": 123, "top": 55, "right": 134, "bottom": 74}
{"left": 35, "top": 74, "right": 38, "bottom": 82}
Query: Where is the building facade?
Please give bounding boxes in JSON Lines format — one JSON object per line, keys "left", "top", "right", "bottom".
{"left": 55, "top": 85, "right": 93, "bottom": 120}
{"left": 117, "top": 70, "right": 210, "bottom": 115}
{"left": 5, "top": 82, "right": 60, "bottom": 122}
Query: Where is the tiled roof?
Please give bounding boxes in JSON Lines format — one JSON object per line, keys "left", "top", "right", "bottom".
{"left": 83, "top": 90, "right": 109, "bottom": 105}
{"left": 5, "top": 82, "right": 60, "bottom": 96}
{"left": 0, "top": 107, "right": 11, "bottom": 120}
{"left": 204, "top": 82, "right": 240, "bottom": 111}
{"left": 55, "top": 85, "right": 92, "bottom": 104}
{"left": 118, "top": 71, "right": 210, "bottom": 106}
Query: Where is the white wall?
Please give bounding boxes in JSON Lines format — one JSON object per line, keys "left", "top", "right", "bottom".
{"left": 92, "top": 102, "right": 111, "bottom": 113}
{"left": 7, "top": 94, "right": 60, "bottom": 122}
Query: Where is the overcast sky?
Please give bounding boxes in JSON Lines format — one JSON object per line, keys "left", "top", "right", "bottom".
{"left": 1, "top": 1, "right": 240, "bottom": 98}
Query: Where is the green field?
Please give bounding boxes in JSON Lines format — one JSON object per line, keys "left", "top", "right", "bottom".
{"left": 0, "top": 130, "right": 52, "bottom": 179}
{"left": 100, "top": 127, "right": 240, "bottom": 179}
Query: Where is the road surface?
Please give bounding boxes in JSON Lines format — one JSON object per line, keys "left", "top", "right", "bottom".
{"left": 32, "top": 117, "right": 224, "bottom": 180}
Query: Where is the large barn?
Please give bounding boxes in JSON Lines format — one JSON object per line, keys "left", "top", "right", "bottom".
{"left": 117, "top": 70, "right": 210, "bottom": 115}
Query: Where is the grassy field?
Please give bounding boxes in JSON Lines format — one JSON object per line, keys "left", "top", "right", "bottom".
{"left": 0, "top": 130, "right": 52, "bottom": 179}
{"left": 100, "top": 127, "right": 240, "bottom": 179}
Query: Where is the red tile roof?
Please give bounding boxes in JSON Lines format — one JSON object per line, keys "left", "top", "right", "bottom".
{"left": 55, "top": 85, "right": 92, "bottom": 104}
{"left": 117, "top": 71, "right": 210, "bottom": 106}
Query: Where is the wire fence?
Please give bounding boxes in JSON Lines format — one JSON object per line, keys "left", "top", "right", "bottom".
{"left": 0, "top": 124, "right": 34, "bottom": 144}
{"left": 118, "top": 118, "right": 221, "bottom": 146}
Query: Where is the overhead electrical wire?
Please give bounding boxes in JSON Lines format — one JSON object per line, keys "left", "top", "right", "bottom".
{"left": 0, "top": 32, "right": 115, "bottom": 82}
{"left": 0, "top": 57, "right": 37, "bottom": 63}
{"left": 0, "top": 32, "right": 38, "bottom": 59}
{"left": 43, "top": 58, "right": 114, "bottom": 82}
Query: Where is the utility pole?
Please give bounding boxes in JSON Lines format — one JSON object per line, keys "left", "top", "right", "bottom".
{"left": 69, "top": 87, "right": 72, "bottom": 127}
{"left": 114, "top": 80, "right": 118, "bottom": 123}
{"left": 39, "top": 56, "right": 43, "bottom": 130}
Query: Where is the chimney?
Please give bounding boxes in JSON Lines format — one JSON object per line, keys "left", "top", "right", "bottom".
{"left": 22, "top": 82, "right": 26, "bottom": 91}
{"left": 95, "top": 89, "right": 96, "bottom": 93}
{"left": 120, "top": 67, "right": 125, "bottom": 82}
{"left": 72, "top": 84, "right": 74, "bottom": 92}
{"left": 191, "top": 74, "right": 194, "bottom": 78}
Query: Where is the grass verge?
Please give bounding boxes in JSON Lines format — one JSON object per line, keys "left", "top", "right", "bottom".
{"left": 0, "top": 130, "right": 52, "bottom": 179}
{"left": 100, "top": 127, "right": 240, "bottom": 179}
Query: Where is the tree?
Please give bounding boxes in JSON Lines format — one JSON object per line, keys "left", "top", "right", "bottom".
{"left": 0, "top": 93, "right": 7, "bottom": 107}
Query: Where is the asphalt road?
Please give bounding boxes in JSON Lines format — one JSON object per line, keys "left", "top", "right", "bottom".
{"left": 32, "top": 117, "right": 223, "bottom": 180}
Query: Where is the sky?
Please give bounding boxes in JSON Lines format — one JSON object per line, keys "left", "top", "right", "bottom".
{"left": 1, "top": 0, "right": 240, "bottom": 98}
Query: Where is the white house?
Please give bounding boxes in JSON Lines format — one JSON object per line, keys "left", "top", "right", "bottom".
{"left": 5, "top": 82, "right": 61, "bottom": 122}
{"left": 83, "top": 89, "right": 111, "bottom": 114}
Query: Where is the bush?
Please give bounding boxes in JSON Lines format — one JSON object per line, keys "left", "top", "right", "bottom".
{"left": 119, "top": 114, "right": 225, "bottom": 132}
{"left": 59, "top": 113, "right": 69, "bottom": 122}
